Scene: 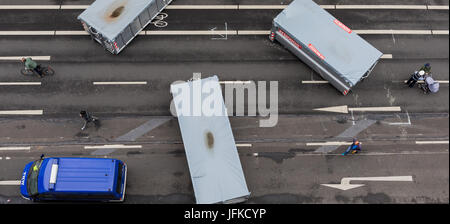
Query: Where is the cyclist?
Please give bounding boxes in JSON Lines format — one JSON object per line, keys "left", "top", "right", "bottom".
{"left": 21, "top": 57, "right": 43, "bottom": 78}
{"left": 80, "top": 110, "right": 99, "bottom": 130}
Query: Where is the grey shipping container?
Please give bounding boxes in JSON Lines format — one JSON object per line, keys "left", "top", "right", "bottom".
{"left": 78, "top": 0, "right": 172, "bottom": 54}
{"left": 270, "top": 0, "right": 383, "bottom": 95}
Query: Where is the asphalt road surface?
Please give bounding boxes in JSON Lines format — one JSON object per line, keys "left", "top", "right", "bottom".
{"left": 0, "top": 0, "right": 448, "bottom": 204}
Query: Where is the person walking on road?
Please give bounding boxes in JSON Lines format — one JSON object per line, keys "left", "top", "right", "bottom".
{"left": 342, "top": 139, "right": 361, "bottom": 156}
{"left": 79, "top": 110, "right": 99, "bottom": 130}
{"left": 21, "top": 57, "right": 43, "bottom": 78}
{"left": 406, "top": 70, "right": 425, "bottom": 88}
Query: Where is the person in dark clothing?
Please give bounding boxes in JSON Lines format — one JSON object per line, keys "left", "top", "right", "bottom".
{"left": 21, "top": 57, "right": 43, "bottom": 78}
{"left": 406, "top": 70, "right": 425, "bottom": 88}
{"left": 79, "top": 110, "right": 99, "bottom": 130}
{"left": 342, "top": 139, "right": 361, "bottom": 156}
{"left": 419, "top": 63, "right": 431, "bottom": 75}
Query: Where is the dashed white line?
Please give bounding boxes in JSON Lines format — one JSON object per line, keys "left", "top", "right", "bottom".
{"left": 0, "top": 146, "right": 31, "bottom": 151}
{"left": 0, "top": 82, "right": 41, "bottom": 86}
{"left": 236, "top": 144, "right": 253, "bottom": 147}
{"left": 167, "top": 5, "right": 238, "bottom": 9}
{"left": 415, "top": 141, "right": 449, "bottom": 145}
{"left": 93, "top": 82, "right": 148, "bottom": 85}
{"left": 0, "top": 56, "right": 51, "bottom": 61}
{"left": 0, "top": 110, "right": 43, "bottom": 115}
{"left": 0, "top": 180, "right": 21, "bottom": 186}
{"left": 335, "top": 5, "right": 427, "bottom": 10}
{"left": 84, "top": 144, "right": 142, "bottom": 149}
{"left": 306, "top": 142, "right": 353, "bottom": 146}
{"left": 0, "top": 31, "right": 55, "bottom": 35}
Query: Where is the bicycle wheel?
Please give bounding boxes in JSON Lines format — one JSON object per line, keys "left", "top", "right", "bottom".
{"left": 42, "top": 66, "right": 55, "bottom": 76}
{"left": 20, "top": 68, "right": 35, "bottom": 76}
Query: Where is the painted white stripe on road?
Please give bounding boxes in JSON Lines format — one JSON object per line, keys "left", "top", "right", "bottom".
{"left": 307, "top": 142, "right": 353, "bottom": 146}
{"left": 238, "top": 30, "right": 271, "bottom": 35}
{"left": 348, "top": 107, "right": 402, "bottom": 112}
{"left": 84, "top": 144, "right": 142, "bottom": 149}
{"left": 355, "top": 30, "right": 433, "bottom": 35}
{"left": 432, "top": 30, "right": 450, "bottom": 35}
{"left": 0, "top": 56, "right": 51, "bottom": 61}
{"left": 427, "top": 5, "right": 450, "bottom": 10}
{"left": 0, "top": 31, "right": 54, "bottom": 35}
{"left": 0, "top": 180, "right": 21, "bottom": 186}
{"left": 167, "top": 5, "right": 238, "bottom": 9}
{"left": 236, "top": 144, "right": 253, "bottom": 147}
{"left": 146, "top": 30, "right": 237, "bottom": 35}
{"left": 336, "top": 5, "right": 427, "bottom": 9}
{"left": 55, "top": 30, "right": 89, "bottom": 35}
{"left": 0, "top": 110, "right": 43, "bottom": 115}
{"left": 219, "top": 81, "right": 253, "bottom": 84}
{"left": 93, "top": 82, "right": 148, "bottom": 85}
{"left": 381, "top": 54, "right": 393, "bottom": 59}
{"left": 415, "top": 141, "right": 449, "bottom": 144}
{"left": 0, "top": 82, "right": 41, "bottom": 86}
{"left": 0, "top": 146, "right": 31, "bottom": 151}
{"left": 0, "top": 5, "right": 60, "bottom": 9}
{"left": 60, "top": 5, "right": 89, "bottom": 9}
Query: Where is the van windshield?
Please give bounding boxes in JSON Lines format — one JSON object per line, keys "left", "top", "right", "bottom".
{"left": 27, "top": 159, "right": 43, "bottom": 196}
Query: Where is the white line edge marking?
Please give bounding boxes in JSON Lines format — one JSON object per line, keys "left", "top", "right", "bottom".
{"left": 307, "top": 142, "right": 354, "bottom": 146}
{"left": 0, "top": 82, "right": 41, "bottom": 86}
{"left": 236, "top": 144, "right": 252, "bottom": 147}
{"left": 0, "top": 56, "right": 51, "bottom": 61}
{"left": 415, "top": 141, "right": 449, "bottom": 144}
{"left": 0, "top": 110, "right": 43, "bottom": 115}
{"left": 93, "top": 82, "right": 148, "bottom": 85}
{"left": 84, "top": 144, "right": 142, "bottom": 149}
{"left": 0, "top": 180, "right": 22, "bottom": 186}
{"left": 0, "top": 146, "right": 31, "bottom": 151}
{"left": 1, "top": 5, "right": 448, "bottom": 10}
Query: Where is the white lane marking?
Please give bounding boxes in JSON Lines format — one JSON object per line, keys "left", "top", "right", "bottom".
{"left": 389, "top": 111, "right": 411, "bottom": 126}
{"left": 336, "top": 5, "right": 427, "bottom": 9}
{"left": 2, "top": 4, "right": 447, "bottom": 10}
{"left": 307, "top": 142, "right": 353, "bottom": 146}
{"left": 219, "top": 81, "right": 253, "bottom": 84}
{"left": 0, "top": 31, "right": 54, "bottom": 35}
{"left": 432, "top": 30, "right": 450, "bottom": 35}
{"left": 60, "top": 5, "right": 89, "bottom": 9}
{"left": 355, "top": 30, "right": 433, "bottom": 35}
{"left": 0, "top": 56, "right": 51, "bottom": 61}
{"left": 0, "top": 5, "right": 60, "bottom": 9}
{"left": 427, "top": 5, "right": 450, "bottom": 10}
{"left": 415, "top": 141, "right": 449, "bottom": 144}
{"left": 321, "top": 176, "right": 413, "bottom": 191}
{"left": 348, "top": 106, "right": 402, "bottom": 112}
{"left": 167, "top": 5, "right": 238, "bottom": 9}
{"left": 146, "top": 30, "right": 237, "bottom": 35}
{"left": 1, "top": 30, "right": 447, "bottom": 36}
{"left": 238, "top": 30, "right": 271, "bottom": 35}
{"left": 381, "top": 54, "right": 393, "bottom": 59}
{"left": 0, "top": 82, "right": 41, "bottom": 86}
{"left": 93, "top": 82, "right": 148, "bottom": 85}
{"left": 0, "top": 146, "right": 31, "bottom": 151}
{"left": 55, "top": 31, "right": 89, "bottom": 35}
{"left": 302, "top": 80, "right": 330, "bottom": 84}
{"left": 0, "top": 110, "right": 43, "bottom": 115}
{"left": 0, "top": 180, "right": 21, "bottom": 186}
{"left": 84, "top": 144, "right": 142, "bottom": 149}
{"left": 236, "top": 144, "right": 252, "bottom": 147}
{"left": 314, "top": 105, "right": 349, "bottom": 114}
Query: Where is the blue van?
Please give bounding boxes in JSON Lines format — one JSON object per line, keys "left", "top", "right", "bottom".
{"left": 20, "top": 157, "right": 127, "bottom": 202}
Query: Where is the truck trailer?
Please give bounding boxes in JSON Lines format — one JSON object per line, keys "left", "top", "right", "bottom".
{"left": 270, "top": 0, "right": 383, "bottom": 95}
{"left": 78, "top": 0, "right": 172, "bottom": 54}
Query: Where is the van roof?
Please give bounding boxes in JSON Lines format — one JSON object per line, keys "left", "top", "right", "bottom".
{"left": 42, "top": 158, "right": 117, "bottom": 193}
{"left": 274, "top": 0, "right": 383, "bottom": 86}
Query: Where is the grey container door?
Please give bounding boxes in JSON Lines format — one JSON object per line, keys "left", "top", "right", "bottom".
{"left": 148, "top": 0, "right": 158, "bottom": 18}
{"left": 156, "top": 0, "right": 169, "bottom": 10}
{"left": 138, "top": 6, "right": 151, "bottom": 27}
{"left": 130, "top": 17, "right": 142, "bottom": 35}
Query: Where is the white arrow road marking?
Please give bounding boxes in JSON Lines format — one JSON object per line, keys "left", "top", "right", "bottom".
{"left": 322, "top": 176, "right": 414, "bottom": 190}
{"left": 314, "top": 106, "right": 401, "bottom": 114}
{"left": 0, "top": 180, "right": 21, "bottom": 186}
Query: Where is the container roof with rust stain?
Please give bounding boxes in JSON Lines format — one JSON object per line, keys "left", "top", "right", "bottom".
{"left": 78, "top": 0, "right": 155, "bottom": 40}
{"left": 170, "top": 76, "right": 251, "bottom": 204}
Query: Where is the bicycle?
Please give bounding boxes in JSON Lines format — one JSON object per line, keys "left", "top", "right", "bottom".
{"left": 20, "top": 65, "right": 55, "bottom": 77}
